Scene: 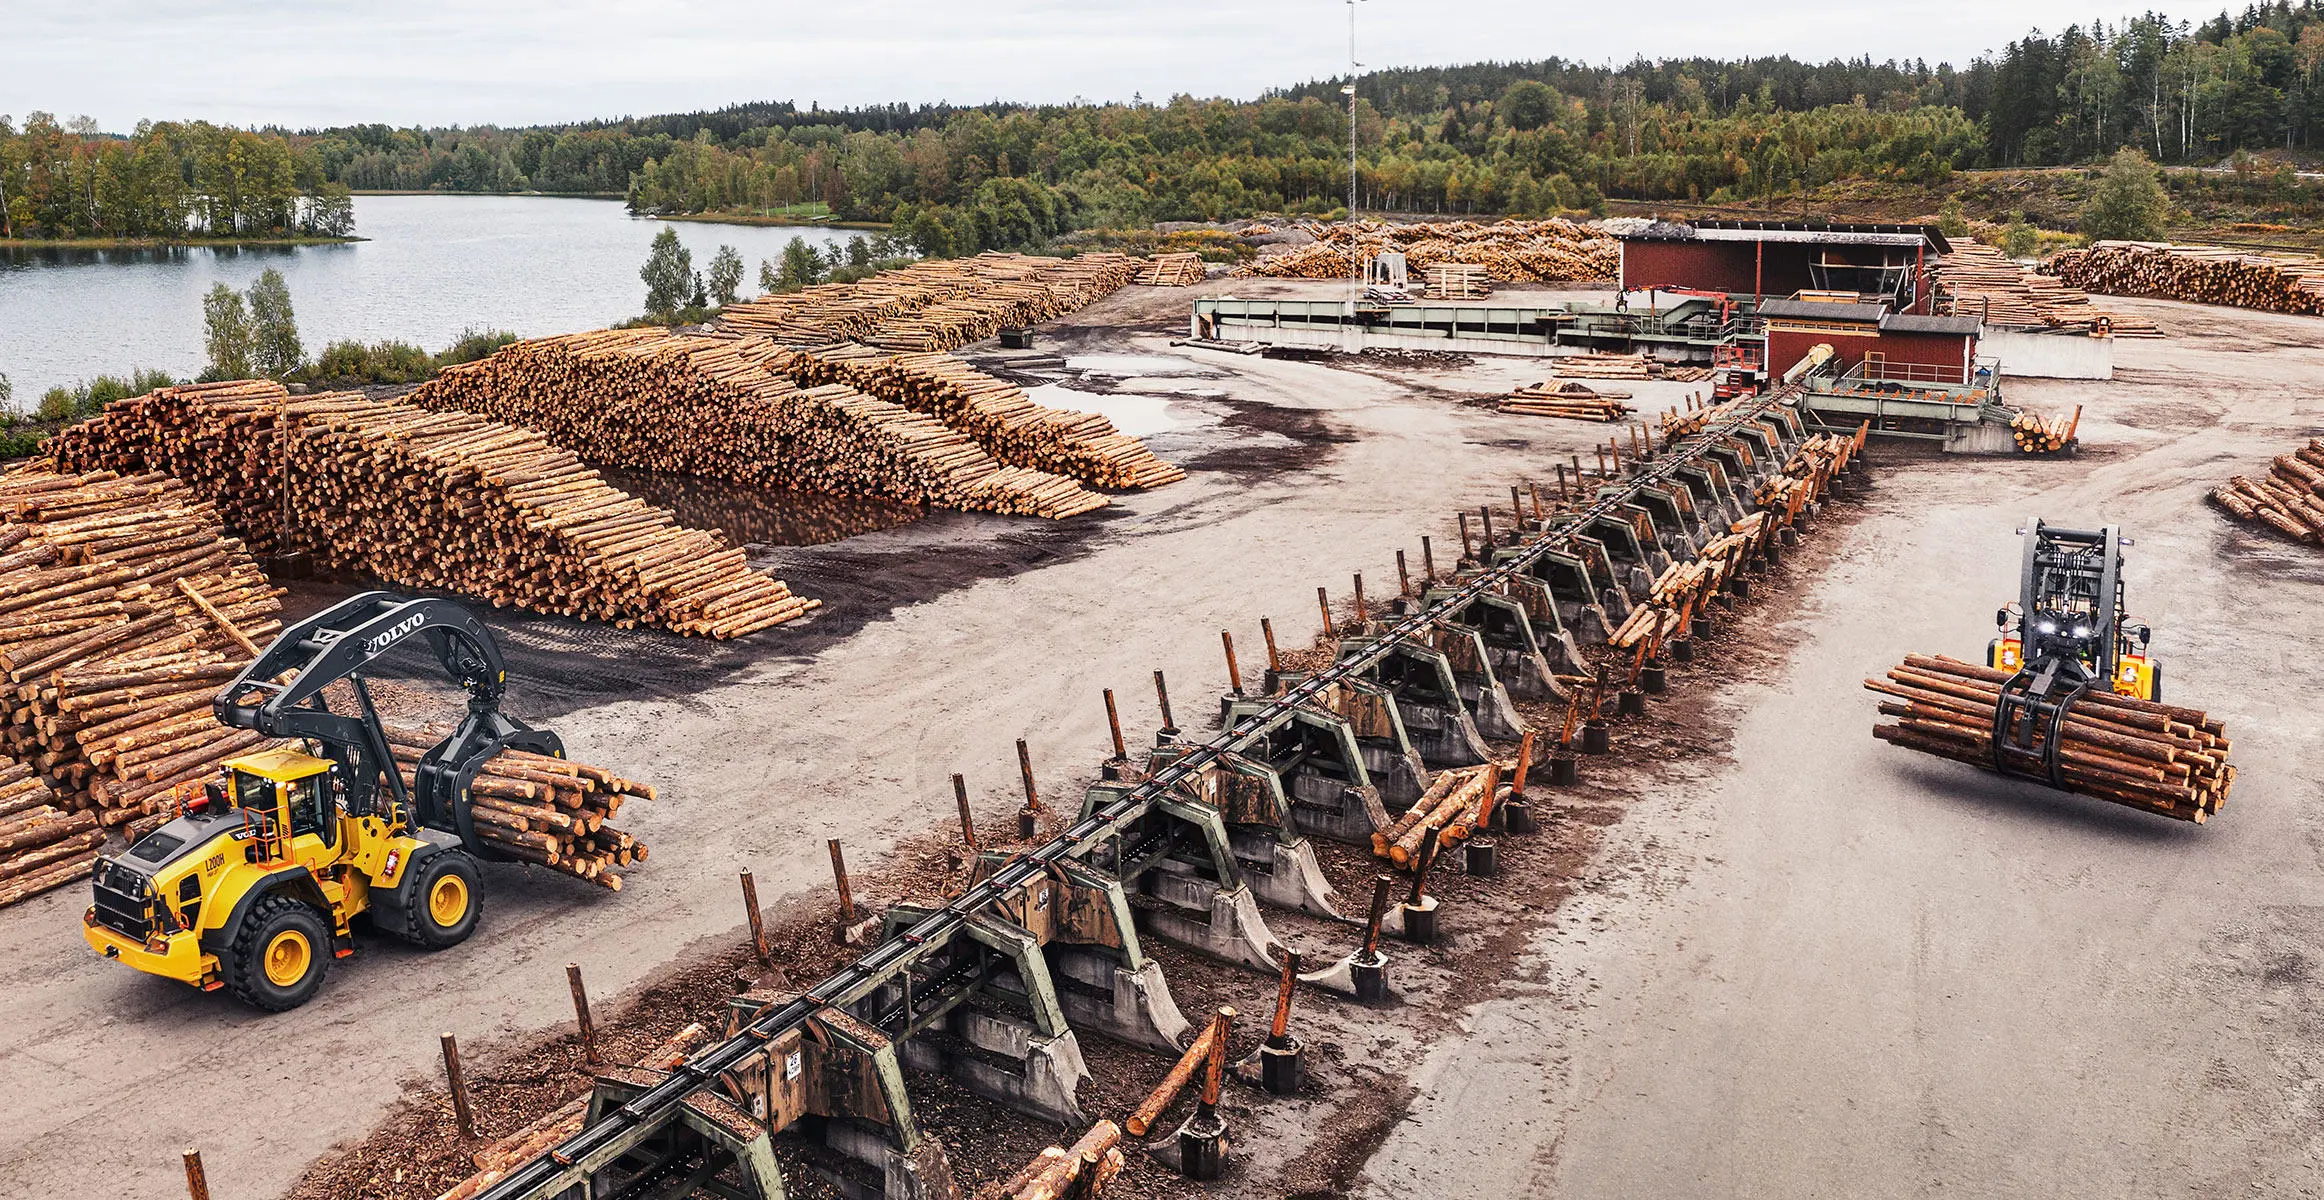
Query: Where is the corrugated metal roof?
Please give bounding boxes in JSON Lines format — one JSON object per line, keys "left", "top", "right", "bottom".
{"left": 1614, "top": 219, "right": 1948, "bottom": 253}
{"left": 1880, "top": 313, "right": 1981, "bottom": 335}
{"left": 1758, "top": 299, "right": 1887, "bottom": 322}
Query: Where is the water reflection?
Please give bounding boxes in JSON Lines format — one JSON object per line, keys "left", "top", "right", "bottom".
{"left": 600, "top": 469, "right": 923, "bottom": 547}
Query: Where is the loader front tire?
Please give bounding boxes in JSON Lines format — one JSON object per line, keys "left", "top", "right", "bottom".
{"left": 402, "top": 850, "right": 481, "bottom": 950}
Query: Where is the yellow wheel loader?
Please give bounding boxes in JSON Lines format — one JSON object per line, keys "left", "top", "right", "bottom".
{"left": 82, "top": 592, "right": 563, "bottom": 1011}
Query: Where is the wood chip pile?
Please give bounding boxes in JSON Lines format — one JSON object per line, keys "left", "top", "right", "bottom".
{"left": 1131, "top": 252, "right": 1206, "bottom": 286}
{"left": 1232, "top": 219, "right": 1619, "bottom": 283}
{"left": 2043, "top": 241, "right": 2324, "bottom": 316}
{"left": 2210, "top": 436, "right": 2324, "bottom": 545}
{"left": 48, "top": 382, "right": 813, "bottom": 637}
{"left": 381, "top": 725, "right": 648, "bottom": 891}
{"left": 777, "top": 344, "right": 1185, "bottom": 489}
{"left": 718, "top": 251, "right": 1139, "bottom": 351}
{"left": 1498, "top": 381, "right": 1633, "bottom": 421}
{"left": 413, "top": 331, "right": 1109, "bottom": 519}
{"left": 1936, "top": 238, "right": 2162, "bottom": 336}
{"left": 1867, "top": 654, "right": 2234, "bottom": 823}
{"left": 0, "top": 465, "right": 288, "bottom": 904}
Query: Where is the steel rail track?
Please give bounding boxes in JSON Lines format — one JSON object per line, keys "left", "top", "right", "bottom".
{"left": 475, "top": 385, "right": 1801, "bottom": 1200}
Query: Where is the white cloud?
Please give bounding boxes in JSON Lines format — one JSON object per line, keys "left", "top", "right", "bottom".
{"left": 0, "top": 0, "right": 2233, "bottom": 131}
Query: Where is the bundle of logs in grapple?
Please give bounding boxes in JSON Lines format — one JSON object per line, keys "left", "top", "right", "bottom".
{"left": 48, "top": 381, "right": 814, "bottom": 636}
{"left": 1371, "top": 761, "right": 1507, "bottom": 868}
{"left": 2011, "top": 407, "right": 2081, "bottom": 454}
{"left": 1498, "top": 381, "right": 1633, "bottom": 421}
{"left": 2210, "top": 437, "right": 2324, "bottom": 546}
{"left": 379, "top": 724, "right": 649, "bottom": 890}
{"left": 2043, "top": 241, "right": 2324, "bottom": 316}
{"left": 774, "top": 344, "right": 1186, "bottom": 490}
{"left": 1866, "top": 655, "right": 2234, "bottom": 823}
{"left": 412, "top": 331, "right": 1113, "bottom": 519}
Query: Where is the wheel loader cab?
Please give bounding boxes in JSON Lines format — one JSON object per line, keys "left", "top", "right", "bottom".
{"left": 228, "top": 748, "right": 339, "bottom": 861}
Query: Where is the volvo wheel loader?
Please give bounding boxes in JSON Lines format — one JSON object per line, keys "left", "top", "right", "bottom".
{"left": 82, "top": 592, "right": 564, "bottom": 1011}
{"left": 1983, "top": 519, "right": 2161, "bottom": 785}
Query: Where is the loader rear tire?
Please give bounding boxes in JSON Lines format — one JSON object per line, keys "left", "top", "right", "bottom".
{"left": 401, "top": 850, "right": 481, "bottom": 950}
{"left": 227, "top": 894, "right": 330, "bottom": 1012}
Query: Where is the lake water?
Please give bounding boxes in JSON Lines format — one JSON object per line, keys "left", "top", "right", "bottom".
{"left": 0, "top": 196, "right": 859, "bottom": 401}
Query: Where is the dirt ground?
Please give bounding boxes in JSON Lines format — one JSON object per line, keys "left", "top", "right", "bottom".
{"left": 0, "top": 279, "right": 1705, "bottom": 1200}
{"left": 1361, "top": 297, "right": 2324, "bottom": 1198}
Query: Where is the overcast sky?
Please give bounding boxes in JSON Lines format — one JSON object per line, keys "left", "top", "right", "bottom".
{"left": 3, "top": 1, "right": 2232, "bottom": 132}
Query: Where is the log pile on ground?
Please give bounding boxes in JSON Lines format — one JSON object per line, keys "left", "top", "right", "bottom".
{"left": 976, "top": 1121, "right": 1125, "bottom": 1200}
{"left": 717, "top": 252, "right": 1139, "bottom": 351}
{"left": 1420, "top": 263, "right": 1493, "bottom": 299}
{"left": 2043, "top": 241, "right": 2324, "bottom": 316}
{"left": 1231, "top": 219, "right": 1619, "bottom": 283}
{"left": 0, "top": 754, "right": 100, "bottom": 909}
{"left": 2011, "top": 408, "right": 2081, "bottom": 454}
{"left": 1371, "top": 761, "right": 1506, "bottom": 868}
{"left": 1498, "top": 381, "right": 1633, "bottom": 421}
{"left": 2210, "top": 436, "right": 2324, "bottom": 544}
{"left": 1551, "top": 353, "right": 1655, "bottom": 380}
{"left": 48, "top": 382, "right": 813, "bottom": 636}
{"left": 1867, "top": 655, "right": 2234, "bottom": 823}
{"left": 413, "top": 332, "right": 1109, "bottom": 519}
{"left": 777, "top": 345, "right": 1185, "bottom": 489}
{"left": 1936, "top": 238, "right": 2162, "bottom": 336}
{"left": 1131, "top": 253, "right": 1205, "bottom": 286}
{"left": 380, "top": 725, "right": 648, "bottom": 891}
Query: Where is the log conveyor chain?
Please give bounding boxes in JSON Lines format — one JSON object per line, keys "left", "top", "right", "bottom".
{"left": 450, "top": 382, "right": 1849, "bottom": 1200}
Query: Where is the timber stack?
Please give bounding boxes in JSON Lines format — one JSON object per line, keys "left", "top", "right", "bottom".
{"left": 777, "top": 344, "right": 1185, "bottom": 489}
{"left": 1866, "top": 655, "right": 2234, "bottom": 823}
{"left": 414, "top": 332, "right": 1109, "bottom": 519}
{"left": 1370, "top": 761, "right": 1506, "bottom": 868}
{"left": 2210, "top": 436, "right": 2324, "bottom": 545}
{"left": 718, "top": 251, "right": 1139, "bottom": 351}
{"left": 1233, "top": 218, "right": 1619, "bottom": 283}
{"left": 1498, "top": 381, "right": 1633, "bottom": 421}
{"left": 2044, "top": 241, "right": 2324, "bottom": 316}
{"left": 1934, "top": 238, "right": 2161, "bottom": 336}
{"left": 380, "top": 725, "right": 649, "bottom": 891}
{"left": 48, "top": 383, "right": 814, "bottom": 637}
{"left": 1132, "top": 252, "right": 1206, "bottom": 286}
{"left": 1421, "top": 262, "right": 1493, "bottom": 299}
{"left": 2010, "top": 407, "right": 2081, "bottom": 454}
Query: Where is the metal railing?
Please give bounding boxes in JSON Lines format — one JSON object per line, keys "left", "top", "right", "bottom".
{"left": 472, "top": 382, "right": 1806, "bottom": 1200}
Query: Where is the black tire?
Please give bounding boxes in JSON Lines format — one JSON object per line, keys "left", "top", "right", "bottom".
{"left": 226, "top": 893, "right": 330, "bottom": 1012}
{"left": 401, "top": 850, "right": 482, "bottom": 950}
{"left": 2149, "top": 662, "right": 2163, "bottom": 705}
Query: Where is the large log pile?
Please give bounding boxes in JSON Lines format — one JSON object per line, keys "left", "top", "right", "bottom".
{"left": 1866, "top": 655, "right": 2234, "bottom": 823}
{"left": 413, "top": 332, "right": 1109, "bottom": 519}
{"left": 717, "top": 252, "right": 1139, "bottom": 351}
{"left": 778, "top": 344, "right": 1185, "bottom": 489}
{"left": 1498, "top": 381, "right": 1632, "bottom": 421}
{"left": 1935, "top": 238, "right": 2162, "bottom": 336}
{"left": 2210, "top": 436, "right": 2324, "bottom": 544}
{"left": 48, "top": 383, "right": 813, "bottom": 637}
{"left": 1231, "top": 218, "right": 1619, "bottom": 283}
{"left": 2043, "top": 241, "right": 2324, "bottom": 316}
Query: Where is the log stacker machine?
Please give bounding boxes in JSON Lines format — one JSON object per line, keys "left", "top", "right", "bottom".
{"left": 1984, "top": 519, "right": 2160, "bottom": 788}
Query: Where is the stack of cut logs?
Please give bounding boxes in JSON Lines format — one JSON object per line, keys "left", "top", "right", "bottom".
{"left": 1609, "top": 524, "right": 1761, "bottom": 651}
{"left": 777, "top": 344, "right": 1185, "bottom": 489}
{"left": 1233, "top": 219, "right": 1619, "bottom": 283}
{"left": 977, "top": 1122, "right": 1125, "bottom": 1200}
{"left": 718, "top": 252, "right": 1139, "bottom": 352}
{"left": 0, "top": 754, "right": 98, "bottom": 909}
{"left": 1934, "top": 238, "right": 2162, "bottom": 336}
{"left": 2044, "top": 241, "right": 2324, "bottom": 316}
{"left": 1371, "top": 761, "right": 1505, "bottom": 868}
{"left": 1421, "top": 263, "right": 1493, "bottom": 299}
{"left": 1551, "top": 353, "right": 1656, "bottom": 380}
{"left": 1498, "top": 381, "right": 1633, "bottom": 421}
{"left": 1132, "top": 253, "right": 1206, "bottom": 286}
{"left": 48, "top": 383, "right": 814, "bottom": 636}
{"left": 2210, "top": 436, "right": 2324, "bottom": 545}
{"left": 2011, "top": 408, "right": 2080, "bottom": 454}
{"left": 414, "top": 332, "right": 1111, "bottom": 519}
{"left": 1866, "top": 655, "right": 2234, "bottom": 823}
{"left": 380, "top": 725, "right": 648, "bottom": 890}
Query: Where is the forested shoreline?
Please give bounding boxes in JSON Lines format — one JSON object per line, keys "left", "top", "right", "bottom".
{"left": 13, "top": 5, "right": 2324, "bottom": 249}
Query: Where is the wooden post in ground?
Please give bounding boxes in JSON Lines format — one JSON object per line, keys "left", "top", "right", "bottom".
{"left": 441, "top": 1032, "right": 476, "bottom": 1139}
{"left": 567, "top": 963, "right": 598, "bottom": 1065}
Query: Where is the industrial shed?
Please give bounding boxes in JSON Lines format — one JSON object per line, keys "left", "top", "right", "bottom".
{"left": 1616, "top": 220, "right": 1949, "bottom": 311}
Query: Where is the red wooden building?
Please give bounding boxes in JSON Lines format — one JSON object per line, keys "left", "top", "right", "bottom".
{"left": 1758, "top": 298, "right": 1981, "bottom": 384}
{"left": 1616, "top": 220, "right": 1949, "bottom": 313}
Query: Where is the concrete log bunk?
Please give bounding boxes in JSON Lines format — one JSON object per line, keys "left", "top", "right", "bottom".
{"left": 439, "top": 382, "right": 1871, "bottom": 1200}
{"left": 1866, "top": 655, "right": 2234, "bottom": 823}
{"left": 46, "top": 382, "right": 812, "bottom": 638}
{"left": 2211, "top": 436, "right": 2324, "bottom": 545}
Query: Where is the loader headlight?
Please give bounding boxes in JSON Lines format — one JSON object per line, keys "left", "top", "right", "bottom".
{"left": 2122, "top": 665, "right": 2138, "bottom": 680}
{"left": 2038, "top": 620, "right": 2056, "bottom": 634}
{"left": 2073, "top": 624, "right": 2090, "bottom": 638}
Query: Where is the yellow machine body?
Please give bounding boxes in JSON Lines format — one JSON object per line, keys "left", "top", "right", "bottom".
{"left": 1988, "top": 638, "right": 2159, "bottom": 701}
